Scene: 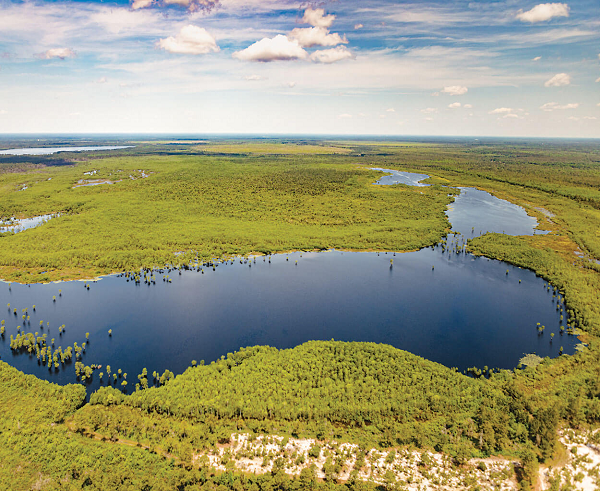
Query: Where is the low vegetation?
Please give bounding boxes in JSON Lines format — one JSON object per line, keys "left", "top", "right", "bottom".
{"left": 1, "top": 137, "right": 600, "bottom": 489}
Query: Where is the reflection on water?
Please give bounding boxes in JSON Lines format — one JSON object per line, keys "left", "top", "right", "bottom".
{"left": 371, "top": 167, "right": 431, "bottom": 187}
{"left": 448, "top": 187, "right": 548, "bottom": 237}
{"left": 0, "top": 146, "right": 134, "bottom": 156}
{"left": 0, "top": 214, "right": 56, "bottom": 234}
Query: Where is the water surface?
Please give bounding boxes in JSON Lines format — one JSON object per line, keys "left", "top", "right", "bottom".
{"left": 0, "top": 146, "right": 133, "bottom": 156}
{"left": 0, "top": 214, "right": 56, "bottom": 234}
{"left": 372, "top": 167, "right": 430, "bottom": 187}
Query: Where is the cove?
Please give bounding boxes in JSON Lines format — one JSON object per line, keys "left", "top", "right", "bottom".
{"left": 0, "top": 171, "right": 577, "bottom": 393}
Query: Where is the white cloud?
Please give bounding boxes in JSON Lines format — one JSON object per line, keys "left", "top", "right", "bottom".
{"left": 544, "top": 72, "right": 571, "bottom": 87}
{"left": 441, "top": 85, "right": 468, "bottom": 96}
{"left": 287, "top": 81, "right": 296, "bottom": 88}
{"left": 131, "top": 0, "right": 154, "bottom": 9}
{"left": 386, "top": 108, "right": 395, "bottom": 112}
{"left": 162, "top": 0, "right": 219, "bottom": 12}
{"left": 338, "top": 113, "right": 352, "bottom": 119}
{"left": 38, "top": 48, "right": 76, "bottom": 59}
{"left": 503, "top": 113, "right": 521, "bottom": 119}
{"left": 424, "top": 117, "right": 434, "bottom": 121}
{"left": 244, "top": 74, "right": 262, "bottom": 81}
{"left": 233, "top": 35, "right": 307, "bottom": 62}
{"left": 302, "top": 8, "right": 335, "bottom": 28}
{"left": 95, "top": 77, "right": 108, "bottom": 83}
{"left": 157, "top": 25, "right": 219, "bottom": 55}
{"left": 448, "top": 102, "right": 461, "bottom": 108}
{"left": 532, "top": 56, "right": 541, "bottom": 61}
{"left": 354, "top": 24, "right": 364, "bottom": 30}
{"left": 595, "top": 77, "right": 600, "bottom": 83}
{"left": 464, "top": 104, "right": 473, "bottom": 109}
{"left": 567, "top": 116, "right": 579, "bottom": 121}
{"left": 421, "top": 107, "right": 438, "bottom": 114}
{"left": 584, "top": 116, "right": 597, "bottom": 120}
{"left": 540, "top": 102, "right": 579, "bottom": 111}
{"left": 310, "top": 46, "right": 354, "bottom": 64}
{"left": 516, "top": 3, "right": 570, "bottom": 23}
{"left": 288, "top": 27, "right": 347, "bottom": 48}
{"left": 87, "top": 7, "right": 163, "bottom": 36}
{"left": 598, "top": 103, "right": 600, "bottom": 107}
{"left": 489, "top": 107, "right": 513, "bottom": 114}
{"left": 0, "top": 110, "right": 7, "bottom": 115}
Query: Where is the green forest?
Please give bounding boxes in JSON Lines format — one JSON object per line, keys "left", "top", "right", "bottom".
{"left": 1, "top": 137, "right": 600, "bottom": 489}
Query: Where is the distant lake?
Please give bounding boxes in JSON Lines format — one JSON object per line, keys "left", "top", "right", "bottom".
{"left": 0, "top": 146, "right": 134, "bottom": 156}
{"left": 0, "top": 170, "right": 575, "bottom": 393}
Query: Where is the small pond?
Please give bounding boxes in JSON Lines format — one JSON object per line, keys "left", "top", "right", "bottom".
{"left": 0, "top": 214, "right": 57, "bottom": 234}
{"left": 0, "top": 169, "right": 576, "bottom": 393}
{"left": 0, "top": 146, "right": 134, "bottom": 156}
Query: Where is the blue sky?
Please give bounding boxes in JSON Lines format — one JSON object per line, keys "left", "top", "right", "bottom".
{"left": 0, "top": 0, "right": 598, "bottom": 137}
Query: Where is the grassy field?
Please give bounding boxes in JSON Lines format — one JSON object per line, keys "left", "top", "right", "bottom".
{"left": 0, "top": 144, "right": 456, "bottom": 282}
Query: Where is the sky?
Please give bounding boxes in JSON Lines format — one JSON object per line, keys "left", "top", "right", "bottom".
{"left": 0, "top": 0, "right": 598, "bottom": 137}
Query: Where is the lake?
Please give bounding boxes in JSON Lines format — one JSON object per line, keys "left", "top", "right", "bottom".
{"left": 0, "top": 146, "right": 134, "bottom": 156}
{"left": 0, "top": 170, "right": 576, "bottom": 393}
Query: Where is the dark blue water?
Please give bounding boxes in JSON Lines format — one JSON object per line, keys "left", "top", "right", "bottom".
{"left": 0, "top": 172, "right": 575, "bottom": 393}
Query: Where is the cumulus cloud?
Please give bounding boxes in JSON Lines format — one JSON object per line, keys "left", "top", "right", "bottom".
{"left": 595, "top": 77, "right": 600, "bottom": 83}
{"left": 233, "top": 35, "right": 307, "bottom": 62}
{"left": 338, "top": 113, "right": 352, "bottom": 119}
{"left": 288, "top": 27, "right": 347, "bottom": 48}
{"left": 354, "top": 24, "right": 363, "bottom": 30}
{"left": 464, "top": 104, "right": 473, "bottom": 109}
{"left": 489, "top": 107, "right": 513, "bottom": 114}
{"left": 583, "top": 116, "right": 597, "bottom": 120}
{"left": 421, "top": 107, "right": 438, "bottom": 114}
{"left": 544, "top": 72, "right": 571, "bottom": 87}
{"left": 540, "top": 102, "right": 579, "bottom": 111}
{"left": 133, "top": 0, "right": 218, "bottom": 12}
{"left": 157, "top": 25, "right": 219, "bottom": 55}
{"left": 503, "top": 113, "right": 521, "bottom": 119}
{"left": 38, "top": 48, "right": 76, "bottom": 59}
{"left": 244, "top": 74, "right": 262, "bottom": 81}
{"left": 441, "top": 85, "right": 468, "bottom": 96}
{"left": 303, "top": 7, "right": 335, "bottom": 28}
{"left": 516, "top": 3, "right": 570, "bottom": 23}
{"left": 448, "top": 102, "right": 461, "bottom": 108}
{"left": 532, "top": 56, "right": 541, "bottom": 61}
{"left": 386, "top": 108, "right": 395, "bottom": 112}
{"left": 95, "top": 77, "right": 108, "bottom": 83}
{"left": 309, "top": 46, "right": 354, "bottom": 64}
{"left": 131, "top": 0, "right": 154, "bottom": 9}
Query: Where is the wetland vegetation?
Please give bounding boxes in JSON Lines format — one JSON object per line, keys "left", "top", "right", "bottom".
{"left": 0, "top": 136, "right": 599, "bottom": 490}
